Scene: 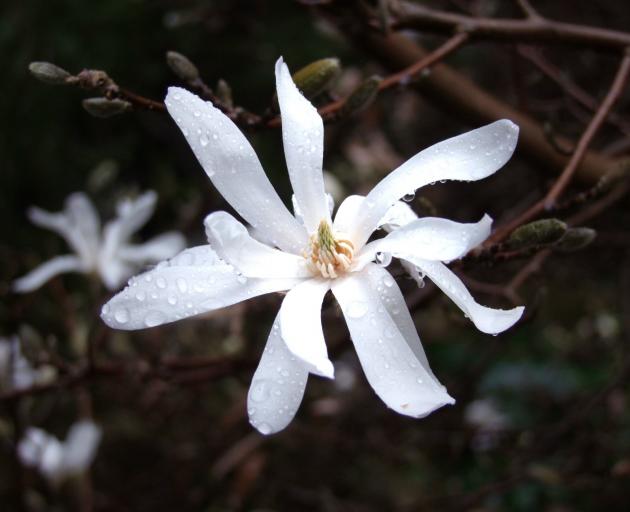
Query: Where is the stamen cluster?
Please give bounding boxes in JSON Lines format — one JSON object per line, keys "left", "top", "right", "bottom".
{"left": 308, "top": 220, "right": 354, "bottom": 278}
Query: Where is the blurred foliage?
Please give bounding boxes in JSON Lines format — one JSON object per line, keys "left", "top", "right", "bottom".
{"left": 2, "top": 0, "right": 630, "bottom": 511}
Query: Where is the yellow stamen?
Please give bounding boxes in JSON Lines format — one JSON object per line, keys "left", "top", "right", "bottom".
{"left": 307, "top": 220, "right": 354, "bottom": 279}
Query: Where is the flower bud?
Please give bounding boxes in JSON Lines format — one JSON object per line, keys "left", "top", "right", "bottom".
{"left": 28, "top": 62, "right": 71, "bottom": 85}
{"left": 292, "top": 58, "right": 341, "bottom": 99}
{"left": 216, "top": 79, "right": 233, "bottom": 108}
{"left": 554, "top": 227, "right": 596, "bottom": 252}
{"left": 340, "top": 75, "right": 382, "bottom": 117}
{"left": 506, "top": 218, "right": 567, "bottom": 250}
{"left": 82, "top": 98, "right": 132, "bottom": 118}
{"left": 166, "top": 51, "right": 200, "bottom": 82}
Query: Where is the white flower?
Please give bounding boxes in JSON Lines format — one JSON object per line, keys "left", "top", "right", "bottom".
{"left": 0, "top": 336, "right": 49, "bottom": 391}
{"left": 14, "top": 191, "right": 186, "bottom": 292}
{"left": 101, "top": 57, "right": 524, "bottom": 435}
{"left": 18, "top": 421, "right": 102, "bottom": 486}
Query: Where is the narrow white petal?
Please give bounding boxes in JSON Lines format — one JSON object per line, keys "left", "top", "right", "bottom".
{"left": 276, "top": 58, "right": 329, "bottom": 232}
{"left": 118, "top": 232, "right": 186, "bottom": 263}
{"left": 13, "top": 255, "right": 86, "bottom": 293}
{"left": 248, "top": 313, "right": 309, "bottom": 435}
{"left": 360, "top": 214, "right": 492, "bottom": 264}
{"left": 332, "top": 195, "right": 364, "bottom": 240}
{"left": 65, "top": 193, "right": 101, "bottom": 257}
{"left": 98, "top": 258, "right": 135, "bottom": 291}
{"left": 204, "top": 211, "right": 311, "bottom": 279}
{"left": 411, "top": 259, "right": 524, "bottom": 334}
{"left": 279, "top": 278, "right": 333, "bottom": 378}
{"left": 165, "top": 87, "right": 308, "bottom": 254}
{"left": 353, "top": 120, "right": 519, "bottom": 248}
{"left": 379, "top": 200, "right": 418, "bottom": 231}
{"left": 62, "top": 421, "right": 101, "bottom": 473}
{"left": 332, "top": 270, "right": 454, "bottom": 418}
{"left": 101, "top": 245, "right": 304, "bottom": 330}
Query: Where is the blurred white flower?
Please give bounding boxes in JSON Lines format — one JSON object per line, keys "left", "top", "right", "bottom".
{"left": 18, "top": 421, "right": 102, "bottom": 486}
{"left": 0, "top": 336, "right": 49, "bottom": 391}
{"left": 101, "top": 57, "right": 524, "bottom": 434}
{"left": 14, "top": 191, "right": 185, "bottom": 292}
{"left": 464, "top": 398, "right": 508, "bottom": 432}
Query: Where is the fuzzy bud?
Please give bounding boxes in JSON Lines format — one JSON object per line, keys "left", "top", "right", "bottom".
{"left": 166, "top": 51, "right": 200, "bottom": 82}
{"left": 292, "top": 58, "right": 341, "bottom": 99}
{"left": 82, "top": 98, "right": 132, "bottom": 118}
{"left": 506, "top": 219, "right": 567, "bottom": 250}
{"left": 28, "top": 62, "right": 71, "bottom": 85}
{"left": 216, "top": 79, "right": 233, "bottom": 108}
{"left": 340, "top": 75, "right": 382, "bottom": 117}
{"left": 554, "top": 227, "right": 596, "bottom": 252}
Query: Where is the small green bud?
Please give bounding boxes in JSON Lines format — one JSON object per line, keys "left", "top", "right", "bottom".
{"left": 82, "top": 98, "right": 132, "bottom": 118}
{"left": 292, "top": 58, "right": 341, "bottom": 99}
{"left": 506, "top": 218, "right": 567, "bottom": 250}
{"left": 340, "top": 75, "right": 382, "bottom": 117}
{"left": 216, "top": 79, "right": 233, "bottom": 108}
{"left": 554, "top": 227, "right": 596, "bottom": 252}
{"left": 28, "top": 61, "right": 71, "bottom": 85}
{"left": 166, "top": 51, "right": 200, "bottom": 82}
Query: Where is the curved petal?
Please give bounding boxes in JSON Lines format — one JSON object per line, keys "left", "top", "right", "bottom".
{"left": 118, "top": 232, "right": 186, "bottom": 263}
{"left": 360, "top": 214, "right": 492, "bottom": 264}
{"left": 279, "top": 278, "right": 333, "bottom": 378}
{"left": 353, "top": 120, "right": 519, "bottom": 248}
{"left": 333, "top": 194, "right": 364, "bottom": 237}
{"left": 248, "top": 313, "right": 309, "bottom": 435}
{"left": 410, "top": 259, "right": 524, "bottom": 334}
{"left": 62, "top": 421, "right": 101, "bottom": 473}
{"left": 65, "top": 193, "right": 101, "bottom": 258}
{"left": 276, "top": 58, "right": 329, "bottom": 232}
{"left": 204, "top": 211, "right": 311, "bottom": 279}
{"left": 101, "top": 245, "right": 304, "bottom": 330}
{"left": 13, "top": 255, "right": 86, "bottom": 293}
{"left": 379, "top": 200, "right": 418, "bottom": 231}
{"left": 98, "top": 258, "right": 135, "bottom": 291}
{"left": 332, "top": 269, "right": 454, "bottom": 418}
{"left": 165, "top": 87, "right": 308, "bottom": 254}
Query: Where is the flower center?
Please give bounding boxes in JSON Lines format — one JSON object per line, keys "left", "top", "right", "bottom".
{"left": 307, "top": 220, "right": 354, "bottom": 279}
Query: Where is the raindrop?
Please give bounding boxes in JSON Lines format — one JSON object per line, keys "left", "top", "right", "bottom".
{"left": 135, "top": 291, "right": 146, "bottom": 302}
{"left": 176, "top": 278, "right": 188, "bottom": 293}
{"left": 346, "top": 301, "right": 369, "bottom": 318}
{"left": 199, "top": 134, "right": 209, "bottom": 147}
{"left": 250, "top": 380, "right": 270, "bottom": 402}
{"left": 144, "top": 311, "right": 165, "bottom": 328}
{"left": 156, "top": 277, "right": 167, "bottom": 289}
{"left": 167, "top": 295, "right": 178, "bottom": 305}
{"left": 383, "top": 275, "right": 395, "bottom": 288}
{"left": 376, "top": 252, "right": 392, "bottom": 267}
{"left": 402, "top": 192, "right": 415, "bottom": 202}
{"left": 258, "top": 423, "right": 272, "bottom": 435}
{"left": 114, "top": 308, "right": 129, "bottom": 324}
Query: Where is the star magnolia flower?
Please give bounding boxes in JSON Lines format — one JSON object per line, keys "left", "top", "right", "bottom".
{"left": 101, "top": 58, "right": 524, "bottom": 435}
{"left": 0, "top": 336, "right": 49, "bottom": 391}
{"left": 18, "top": 421, "right": 102, "bottom": 486}
{"left": 14, "top": 191, "right": 186, "bottom": 292}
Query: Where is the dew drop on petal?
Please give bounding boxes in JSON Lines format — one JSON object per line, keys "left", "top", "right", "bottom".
{"left": 346, "top": 301, "right": 369, "bottom": 319}
{"left": 114, "top": 308, "right": 129, "bottom": 324}
{"left": 258, "top": 423, "right": 272, "bottom": 435}
{"left": 176, "top": 278, "right": 188, "bottom": 293}
{"left": 144, "top": 311, "right": 165, "bottom": 328}
{"left": 156, "top": 277, "right": 167, "bottom": 289}
{"left": 250, "top": 380, "right": 270, "bottom": 403}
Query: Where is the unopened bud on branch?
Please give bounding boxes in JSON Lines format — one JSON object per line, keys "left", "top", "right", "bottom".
{"left": 340, "top": 75, "right": 382, "bottom": 117}
{"left": 166, "top": 51, "right": 200, "bottom": 82}
{"left": 554, "top": 227, "right": 596, "bottom": 252}
{"left": 506, "top": 218, "right": 567, "bottom": 250}
{"left": 29, "top": 61, "right": 71, "bottom": 85}
{"left": 216, "top": 79, "right": 233, "bottom": 108}
{"left": 292, "top": 58, "right": 341, "bottom": 99}
{"left": 82, "top": 98, "right": 132, "bottom": 118}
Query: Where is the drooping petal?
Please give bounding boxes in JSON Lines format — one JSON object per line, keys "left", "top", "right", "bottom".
{"left": 408, "top": 258, "right": 524, "bottom": 334}
{"left": 359, "top": 215, "right": 492, "bottom": 265}
{"left": 279, "top": 278, "right": 333, "bottom": 378}
{"left": 62, "top": 421, "right": 102, "bottom": 474}
{"left": 332, "top": 269, "right": 455, "bottom": 418}
{"left": 204, "top": 211, "right": 311, "bottom": 279}
{"left": 117, "top": 232, "right": 186, "bottom": 263}
{"left": 248, "top": 313, "right": 309, "bottom": 435}
{"left": 165, "top": 87, "right": 308, "bottom": 254}
{"left": 101, "top": 245, "right": 304, "bottom": 330}
{"left": 13, "top": 255, "right": 87, "bottom": 293}
{"left": 276, "top": 57, "right": 329, "bottom": 232}
{"left": 352, "top": 120, "right": 519, "bottom": 248}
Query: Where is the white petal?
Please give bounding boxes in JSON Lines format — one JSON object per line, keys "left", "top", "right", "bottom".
{"left": 13, "top": 255, "right": 86, "bottom": 293}
{"left": 332, "top": 194, "right": 364, "bottom": 238}
{"left": 332, "top": 269, "right": 454, "bottom": 418}
{"left": 248, "top": 313, "right": 309, "bottom": 435}
{"left": 117, "top": 232, "right": 186, "bottom": 263}
{"left": 165, "top": 87, "right": 308, "bottom": 254}
{"left": 98, "top": 258, "right": 135, "bottom": 291}
{"left": 204, "top": 211, "right": 311, "bottom": 279}
{"left": 360, "top": 214, "right": 492, "bottom": 264}
{"left": 101, "top": 245, "right": 303, "bottom": 330}
{"left": 411, "top": 259, "right": 524, "bottom": 334}
{"left": 65, "top": 193, "right": 101, "bottom": 257}
{"left": 279, "top": 278, "right": 333, "bottom": 378}
{"left": 101, "top": 191, "right": 158, "bottom": 259}
{"left": 379, "top": 200, "right": 418, "bottom": 231}
{"left": 353, "top": 120, "right": 519, "bottom": 248}
{"left": 62, "top": 421, "right": 101, "bottom": 474}
{"left": 276, "top": 57, "right": 329, "bottom": 232}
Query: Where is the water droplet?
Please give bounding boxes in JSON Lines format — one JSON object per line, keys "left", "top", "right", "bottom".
{"left": 212, "top": 133, "right": 218, "bottom": 140}
{"left": 346, "top": 301, "right": 369, "bottom": 318}
{"left": 193, "top": 110, "right": 200, "bottom": 117}
{"left": 384, "top": 326, "right": 396, "bottom": 339}
{"left": 258, "top": 423, "right": 272, "bottom": 435}
{"left": 156, "top": 277, "right": 167, "bottom": 289}
{"left": 250, "top": 380, "right": 270, "bottom": 403}
{"left": 167, "top": 295, "right": 178, "bottom": 305}
{"left": 114, "top": 308, "right": 129, "bottom": 324}
{"left": 176, "top": 278, "right": 188, "bottom": 293}
{"left": 383, "top": 275, "right": 395, "bottom": 288}
{"left": 237, "top": 275, "right": 248, "bottom": 284}
{"left": 135, "top": 291, "right": 146, "bottom": 302}
{"left": 199, "top": 134, "right": 209, "bottom": 146}
{"left": 144, "top": 311, "right": 165, "bottom": 327}
{"left": 101, "top": 304, "right": 110, "bottom": 315}
{"left": 402, "top": 192, "right": 415, "bottom": 202}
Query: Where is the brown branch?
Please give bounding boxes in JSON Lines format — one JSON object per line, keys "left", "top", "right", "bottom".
{"left": 393, "top": 1, "right": 630, "bottom": 51}
{"left": 544, "top": 50, "right": 630, "bottom": 208}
